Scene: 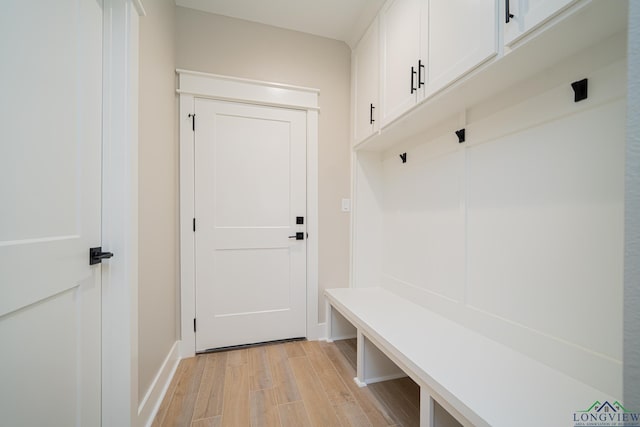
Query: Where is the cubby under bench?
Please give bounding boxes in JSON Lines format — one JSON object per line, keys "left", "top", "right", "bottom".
{"left": 325, "top": 287, "right": 616, "bottom": 427}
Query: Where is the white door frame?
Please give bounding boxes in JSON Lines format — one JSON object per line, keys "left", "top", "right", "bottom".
{"left": 102, "top": 0, "right": 144, "bottom": 425}
{"left": 177, "top": 69, "right": 321, "bottom": 357}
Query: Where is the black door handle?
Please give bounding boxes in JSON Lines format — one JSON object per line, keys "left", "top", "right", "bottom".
{"left": 89, "top": 247, "right": 114, "bottom": 265}
{"left": 411, "top": 66, "right": 417, "bottom": 94}
{"left": 288, "top": 232, "right": 304, "bottom": 240}
{"left": 506, "top": 0, "right": 514, "bottom": 23}
{"left": 370, "top": 103, "right": 375, "bottom": 124}
{"left": 418, "top": 60, "right": 425, "bottom": 88}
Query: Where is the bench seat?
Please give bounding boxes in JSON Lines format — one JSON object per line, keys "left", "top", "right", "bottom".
{"left": 325, "top": 287, "right": 616, "bottom": 427}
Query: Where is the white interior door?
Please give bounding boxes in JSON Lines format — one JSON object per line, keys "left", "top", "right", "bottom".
{"left": 194, "top": 99, "right": 307, "bottom": 351}
{"left": 0, "top": 1, "right": 103, "bottom": 426}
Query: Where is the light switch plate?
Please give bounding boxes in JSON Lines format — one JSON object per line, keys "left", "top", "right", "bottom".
{"left": 341, "top": 198, "right": 351, "bottom": 212}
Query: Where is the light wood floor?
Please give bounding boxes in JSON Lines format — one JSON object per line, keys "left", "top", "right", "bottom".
{"left": 152, "top": 339, "right": 419, "bottom": 427}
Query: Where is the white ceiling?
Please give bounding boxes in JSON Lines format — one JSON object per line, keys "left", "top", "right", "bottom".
{"left": 174, "top": 0, "right": 385, "bottom": 48}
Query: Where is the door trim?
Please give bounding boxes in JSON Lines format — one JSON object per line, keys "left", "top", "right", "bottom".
{"left": 102, "top": 1, "right": 144, "bottom": 425}
{"left": 177, "top": 70, "right": 321, "bottom": 357}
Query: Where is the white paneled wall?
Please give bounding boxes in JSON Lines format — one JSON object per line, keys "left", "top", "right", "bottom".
{"left": 354, "top": 41, "right": 626, "bottom": 397}
{"left": 382, "top": 135, "right": 465, "bottom": 303}
{"left": 466, "top": 98, "right": 624, "bottom": 359}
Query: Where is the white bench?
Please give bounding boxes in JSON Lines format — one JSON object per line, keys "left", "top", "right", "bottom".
{"left": 325, "top": 287, "right": 616, "bottom": 427}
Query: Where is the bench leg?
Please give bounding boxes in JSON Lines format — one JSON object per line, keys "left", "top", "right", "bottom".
{"left": 420, "top": 388, "right": 435, "bottom": 427}
{"left": 354, "top": 331, "right": 407, "bottom": 387}
{"left": 354, "top": 331, "right": 367, "bottom": 387}
{"left": 326, "top": 301, "right": 333, "bottom": 342}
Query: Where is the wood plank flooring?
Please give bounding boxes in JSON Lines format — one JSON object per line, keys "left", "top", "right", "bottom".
{"left": 152, "top": 339, "right": 419, "bottom": 427}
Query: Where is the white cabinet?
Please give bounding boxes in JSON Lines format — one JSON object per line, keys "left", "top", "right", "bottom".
{"left": 353, "top": 17, "right": 380, "bottom": 145}
{"left": 378, "top": 0, "right": 497, "bottom": 127}
{"left": 427, "top": 0, "right": 498, "bottom": 96}
{"left": 504, "top": 0, "right": 578, "bottom": 46}
{"left": 380, "top": 0, "right": 425, "bottom": 126}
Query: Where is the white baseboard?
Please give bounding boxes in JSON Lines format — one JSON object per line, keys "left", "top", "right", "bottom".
{"left": 138, "top": 340, "right": 181, "bottom": 427}
{"left": 365, "top": 372, "right": 408, "bottom": 384}
{"left": 326, "top": 334, "right": 357, "bottom": 341}
{"left": 353, "top": 373, "right": 408, "bottom": 388}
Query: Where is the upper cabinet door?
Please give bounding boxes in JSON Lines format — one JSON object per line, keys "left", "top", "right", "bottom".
{"left": 426, "top": 0, "right": 498, "bottom": 96}
{"left": 504, "top": 0, "right": 578, "bottom": 46}
{"left": 353, "top": 17, "right": 380, "bottom": 145}
{"left": 380, "top": 0, "right": 425, "bottom": 126}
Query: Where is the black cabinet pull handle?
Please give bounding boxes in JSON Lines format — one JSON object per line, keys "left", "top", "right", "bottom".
{"left": 370, "top": 103, "right": 375, "bottom": 124}
{"left": 411, "top": 66, "right": 417, "bottom": 94}
{"left": 506, "top": 0, "right": 514, "bottom": 23}
{"left": 418, "top": 60, "right": 425, "bottom": 88}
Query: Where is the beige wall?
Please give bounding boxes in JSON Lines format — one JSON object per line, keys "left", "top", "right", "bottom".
{"left": 138, "top": 0, "right": 177, "bottom": 401}
{"left": 176, "top": 7, "right": 352, "bottom": 321}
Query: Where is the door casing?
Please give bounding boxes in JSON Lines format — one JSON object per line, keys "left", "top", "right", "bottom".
{"left": 177, "top": 70, "right": 321, "bottom": 357}
{"left": 102, "top": 0, "right": 145, "bottom": 425}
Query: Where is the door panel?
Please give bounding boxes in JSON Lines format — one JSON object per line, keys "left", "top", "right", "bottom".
{"left": 195, "top": 99, "right": 307, "bottom": 351}
{"left": 427, "top": 0, "right": 498, "bottom": 95}
{"left": 353, "top": 17, "right": 379, "bottom": 144}
{"left": 380, "top": 0, "right": 423, "bottom": 125}
{"left": 212, "top": 249, "right": 291, "bottom": 315}
{"left": 504, "top": 0, "right": 578, "bottom": 46}
{"left": 0, "top": 1, "right": 103, "bottom": 425}
{"left": 213, "top": 114, "right": 291, "bottom": 227}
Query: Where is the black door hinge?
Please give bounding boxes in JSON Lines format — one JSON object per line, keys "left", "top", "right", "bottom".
{"left": 194, "top": 318, "right": 197, "bottom": 332}
{"left": 188, "top": 113, "right": 196, "bottom": 131}
{"left": 193, "top": 218, "right": 196, "bottom": 232}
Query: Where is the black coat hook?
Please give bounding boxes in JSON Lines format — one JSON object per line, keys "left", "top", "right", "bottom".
{"left": 455, "top": 128, "right": 466, "bottom": 143}
{"left": 399, "top": 153, "right": 407, "bottom": 163}
{"left": 571, "top": 78, "right": 588, "bottom": 102}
